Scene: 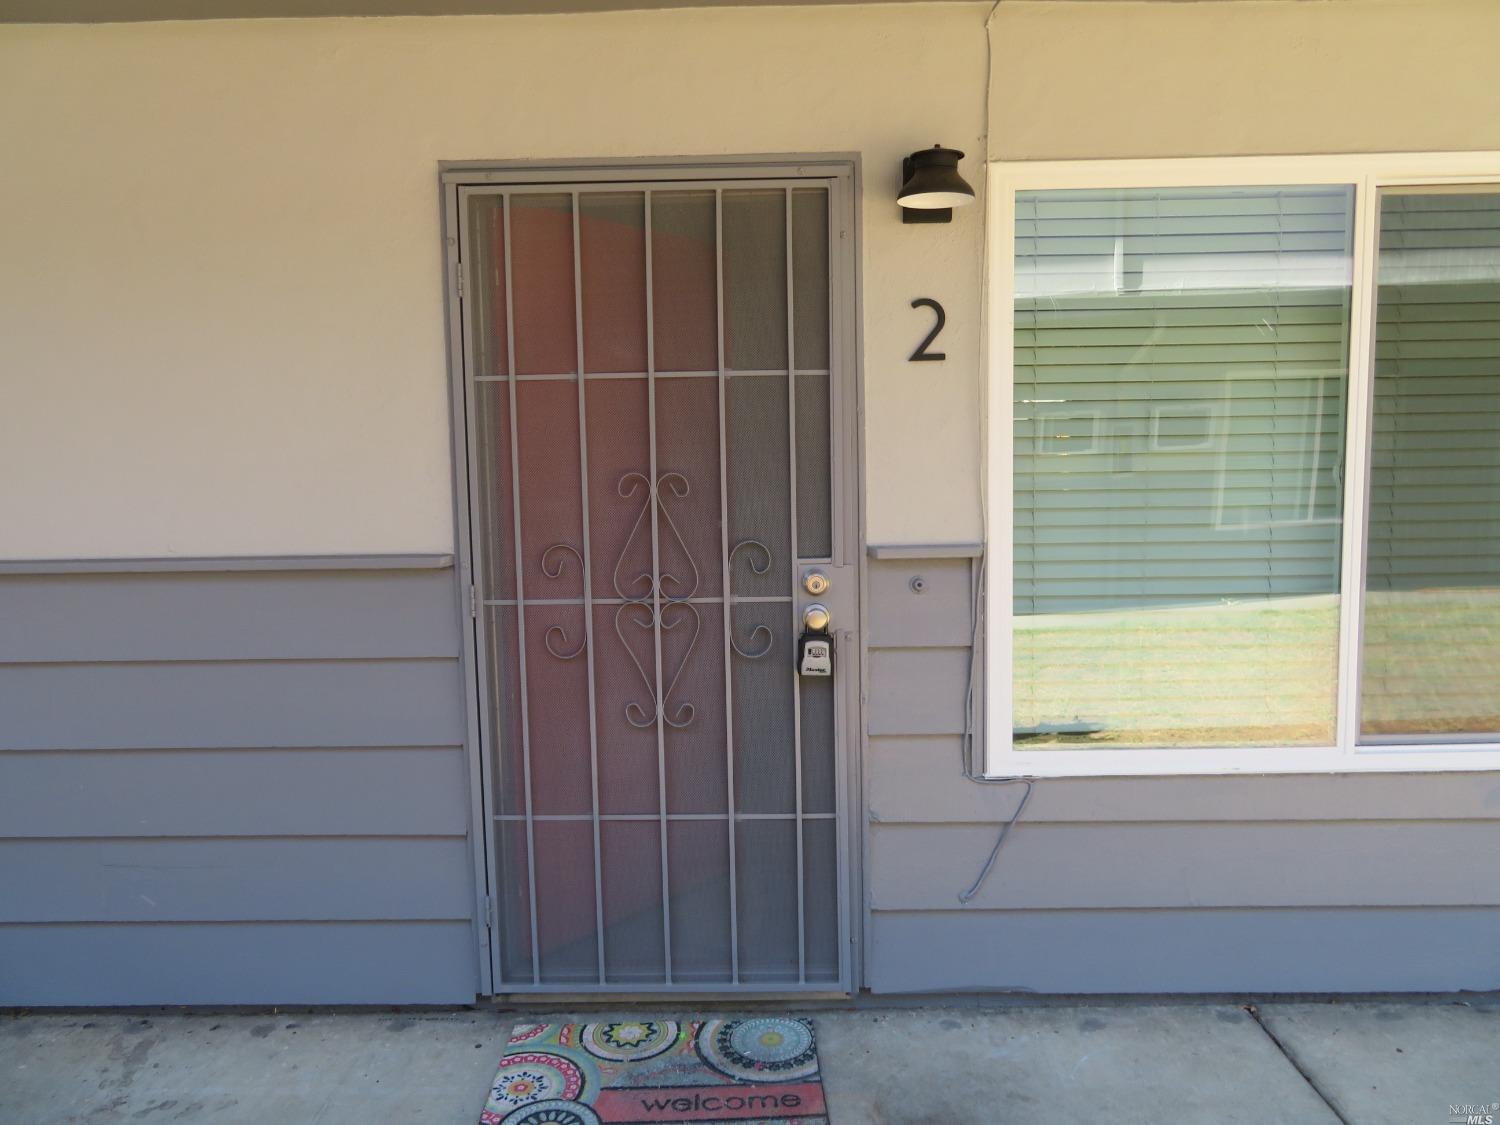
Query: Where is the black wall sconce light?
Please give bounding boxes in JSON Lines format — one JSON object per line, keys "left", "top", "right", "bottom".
{"left": 898, "top": 144, "right": 976, "bottom": 224}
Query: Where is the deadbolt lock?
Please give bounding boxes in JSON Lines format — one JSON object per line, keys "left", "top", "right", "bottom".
{"left": 802, "top": 570, "right": 830, "bottom": 596}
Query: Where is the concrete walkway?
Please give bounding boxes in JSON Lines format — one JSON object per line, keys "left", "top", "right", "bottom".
{"left": 2, "top": 1000, "right": 1497, "bottom": 1123}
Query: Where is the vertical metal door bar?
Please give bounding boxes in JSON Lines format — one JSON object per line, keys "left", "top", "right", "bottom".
{"left": 824, "top": 186, "right": 845, "bottom": 566}
{"left": 643, "top": 191, "right": 675, "bottom": 984}
{"left": 501, "top": 195, "right": 543, "bottom": 986}
{"left": 571, "top": 193, "right": 609, "bottom": 984}
{"left": 714, "top": 188, "right": 742, "bottom": 985}
{"left": 784, "top": 188, "right": 807, "bottom": 984}
{"left": 465, "top": 195, "right": 505, "bottom": 989}
{"left": 826, "top": 182, "right": 852, "bottom": 991}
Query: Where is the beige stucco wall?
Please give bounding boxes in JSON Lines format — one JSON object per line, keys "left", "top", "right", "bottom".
{"left": 989, "top": 0, "right": 1500, "bottom": 161}
{"left": 0, "top": 6, "right": 988, "bottom": 558}
{"left": 6, "top": 0, "right": 1499, "bottom": 559}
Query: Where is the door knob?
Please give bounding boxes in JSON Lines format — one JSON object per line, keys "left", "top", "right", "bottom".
{"left": 802, "top": 603, "right": 831, "bottom": 633}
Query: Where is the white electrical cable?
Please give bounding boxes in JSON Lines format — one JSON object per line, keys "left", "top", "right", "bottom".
{"left": 955, "top": 0, "right": 1037, "bottom": 908}
{"left": 958, "top": 778, "right": 1032, "bottom": 905}
{"left": 957, "top": 549, "right": 1034, "bottom": 906}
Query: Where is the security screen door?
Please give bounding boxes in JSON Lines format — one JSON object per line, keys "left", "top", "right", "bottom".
{"left": 454, "top": 170, "right": 855, "bottom": 993}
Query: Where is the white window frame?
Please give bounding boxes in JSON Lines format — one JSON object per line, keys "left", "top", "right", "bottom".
{"left": 985, "top": 151, "right": 1500, "bottom": 778}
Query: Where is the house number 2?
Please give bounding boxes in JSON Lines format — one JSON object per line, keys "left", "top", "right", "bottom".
{"left": 909, "top": 298, "right": 947, "bottom": 362}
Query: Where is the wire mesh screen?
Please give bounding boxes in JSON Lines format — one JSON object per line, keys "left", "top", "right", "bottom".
{"left": 464, "top": 182, "right": 842, "bottom": 991}
{"left": 723, "top": 190, "right": 788, "bottom": 371}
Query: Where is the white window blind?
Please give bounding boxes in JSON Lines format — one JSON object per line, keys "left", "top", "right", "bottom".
{"left": 1362, "top": 191, "right": 1500, "bottom": 740}
{"left": 1012, "top": 186, "right": 1354, "bottom": 749}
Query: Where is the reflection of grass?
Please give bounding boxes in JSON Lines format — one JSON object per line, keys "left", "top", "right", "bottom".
{"left": 1015, "top": 597, "right": 1338, "bottom": 749}
{"left": 1015, "top": 723, "right": 1334, "bottom": 749}
{"left": 1015, "top": 589, "right": 1500, "bottom": 747}
{"left": 1362, "top": 589, "right": 1500, "bottom": 737}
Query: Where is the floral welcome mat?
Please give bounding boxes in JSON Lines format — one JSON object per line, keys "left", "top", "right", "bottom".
{"left": 481, "top": 1018, "right": 828, "bottom": 1124}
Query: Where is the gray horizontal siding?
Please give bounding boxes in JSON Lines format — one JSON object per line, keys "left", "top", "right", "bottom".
{"left": 870, "top": 821, "right": 1500, "bottom": 910}
{"left": 862, "top": 555, "right": 1500, "bottom": 993}
{"left": 868, "top": 909, "right": 1500, "bottom": 994}
{"left": 0, "top": 838, "right": 474, "bottom": 922}
{"left": 0, "top": 748, "right": 468, "bottom": 837}
{"left": 867, "top": 557, "right": 975, "bottom": 648}
{"left": 0, "top": 554, "right": 453, "bottom": 575}
{"left": 0, "top": 922, "right": 477, "bottom": 1006}
{"left": 0, "top": 659, "right": 465, "bottom": 751}
{"left": 0, "top": 568, "right": 460, "bottom": 662}
{"left": 867, "top": 649, "right": 970, "bottom": 736}
{"left": 0, "top": 564, "right": 479, "bottom": 1006}
{"left": 867, "top": 736, "right": 1500, "bottom": 823}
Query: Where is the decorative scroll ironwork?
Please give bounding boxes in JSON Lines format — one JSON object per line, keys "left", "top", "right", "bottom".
{"left": 728, "top": 538, "right": 774, "bottom": 659}
{"left": 729, "top": 538, "right": 771, "bottom": 576}
{"left": 730, "top": 622, "right": 773, "bottom": 660}
{"left": 541, "top": 543, "right": 583, "bottom": 580}
{"left": 535, "top": 479, "right": 778, "bottom": 700}
{"left": 544, "top": 625, "right": 587, "bottom": 660}
{"left": 612, "top": 471, "right": 702, "bottom": 729}
{"left": 617, "top": 599, "right": 699, "bottom": 729}
{"left": 613, "top": 472, "right": 699, "bottom": 602}
{"left": 538, "top": 542, "right": 587, "bottom": 660}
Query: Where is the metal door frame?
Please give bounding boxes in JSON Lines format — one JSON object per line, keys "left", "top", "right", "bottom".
{"left": 438, "top": 155, "right": 865, "bottom": 996}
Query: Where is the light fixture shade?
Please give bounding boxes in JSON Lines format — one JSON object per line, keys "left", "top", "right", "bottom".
{"left": 898, "top": 145, "right": 976, "bottom": 210}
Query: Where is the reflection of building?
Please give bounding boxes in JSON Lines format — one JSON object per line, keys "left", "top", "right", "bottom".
{"left": 4, "top": 0, "right": 1500, "bottom": 1006}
